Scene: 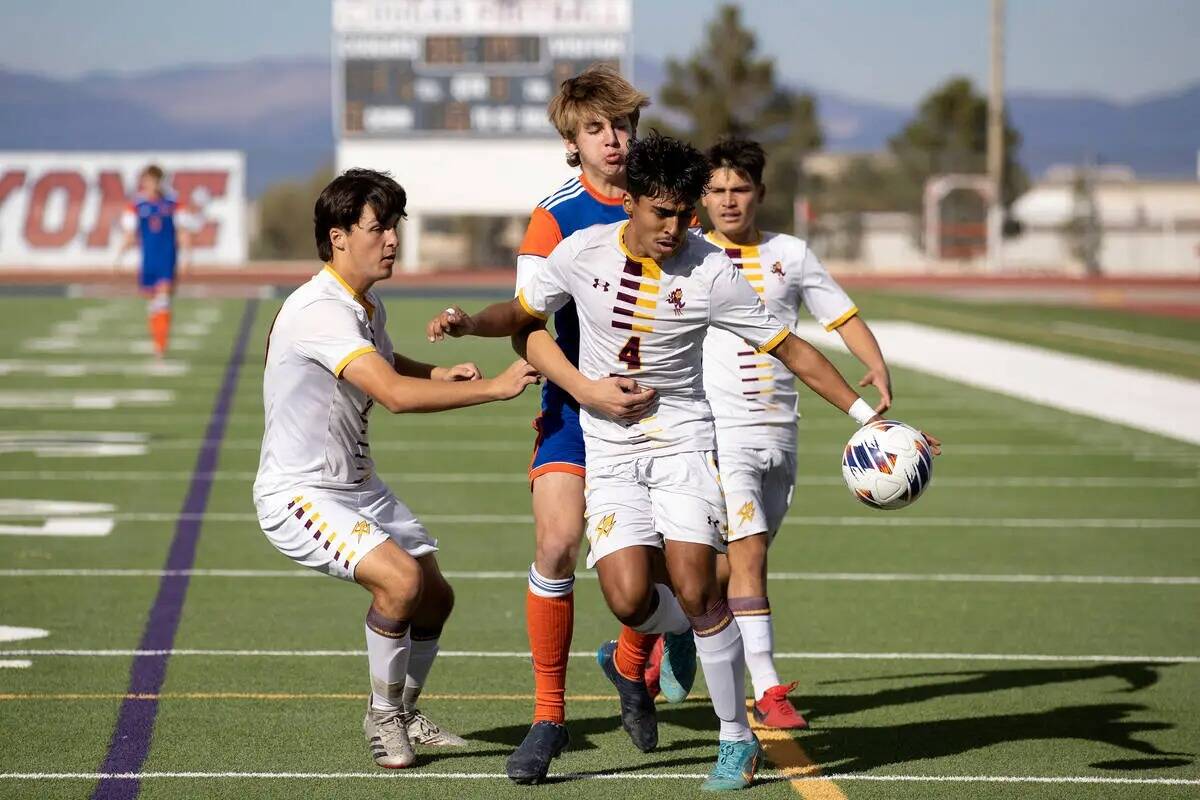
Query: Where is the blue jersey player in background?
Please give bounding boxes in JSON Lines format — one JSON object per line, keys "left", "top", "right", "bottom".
{"left": 116, "top": 164, "right": 194, "bottom": 358}
{"left": 501, "top": 64, "right": 657, "bottom": 784}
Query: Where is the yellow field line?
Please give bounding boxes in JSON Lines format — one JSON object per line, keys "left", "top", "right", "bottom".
{"left": 749, "top": 705, "right": 846, "bottom": 800}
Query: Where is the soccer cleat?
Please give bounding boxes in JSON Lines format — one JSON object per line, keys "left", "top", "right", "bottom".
{"left": 505, "top": 721, "right": 570, "bottom": 785}
{"left": 402, "top": 708, "right": 469, "bottom": 746}
{"left": 597, "top": 640, "right": 658, "bottom": 752}
{"left": 701, "top": 736, "right": 763, "bottom": 792}
{"left": 363, "top": 703, "right": 416, "bottom": 768}
{"left": 752, "top": 682, "right": 808, "bottom": 729}
{"left": 643, "top": 636, "right": 663, "bottom": 700}
{"left": 658, "top": 629, "right": 697, "bottom": 704}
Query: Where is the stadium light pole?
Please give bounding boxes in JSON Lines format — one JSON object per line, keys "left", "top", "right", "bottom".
{"left": 986, "top": 0, "right": 1006, "bottom": 273}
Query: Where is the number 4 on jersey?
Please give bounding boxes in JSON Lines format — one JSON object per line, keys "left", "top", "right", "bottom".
{"left": 618, "top": 335, "right": 641, "bottom": 371}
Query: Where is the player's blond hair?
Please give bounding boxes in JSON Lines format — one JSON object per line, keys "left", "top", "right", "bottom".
{"left": 548, "top": 64, "right": 650, "bottom": 168}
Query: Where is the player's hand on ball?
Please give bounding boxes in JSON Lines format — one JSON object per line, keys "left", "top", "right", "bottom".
{"left": 859, "top": 366, "right": 893, "bottom": 413}
{"left": 435, "top": 362, "right": 482, "bottom": 381}
{"left": 427, "top": 306, "right": 476, "bottom": 342}
{"left": 491, "top": 359, "right": 540, "bottom": 399}
{"left": 921, "top": 431, "right": 942, "bottom": 456}
{"left": 582, "top": 376, "right": 656, "bottom": 422}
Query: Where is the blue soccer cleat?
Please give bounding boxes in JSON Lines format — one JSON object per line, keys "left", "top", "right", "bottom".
{"left": 701, "top": 736, "right": 763, "bottom": 792}
{"left": 658, "top": 629, "right": 697, "bottom": 704}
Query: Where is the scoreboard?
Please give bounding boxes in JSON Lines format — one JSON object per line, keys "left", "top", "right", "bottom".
{"left": 333, "top": 0, "right": 632, "bottom": 138}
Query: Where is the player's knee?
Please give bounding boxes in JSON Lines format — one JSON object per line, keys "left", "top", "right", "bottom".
{"left": 534, "top": 524, "right": 581, "bottom": 578}
{"left": 672, "top": 578, "right": 720, "bottom": 619}
{"left": 603, "top": 581, "right": 655, "bottom": 626}
{"left": 371, "top": 558, "right": 423, "bottom": 618}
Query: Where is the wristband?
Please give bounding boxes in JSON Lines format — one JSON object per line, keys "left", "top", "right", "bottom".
{"left": 848, "top": 397, "right": 876, "bottom": 426}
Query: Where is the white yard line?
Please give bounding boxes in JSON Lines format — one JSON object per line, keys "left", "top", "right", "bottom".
{"left": 0, "top": 470, "right": 1195, "bottom": 489}
{"left": 2, "top": 648, "right": 1196, "bottom": 664}
{"left": 796, "top": 320, "right": 1200, "bottom": 446}
{"left": 1, "top": 568, "right": 1196, "bottom": 586}
{"left": 0, "top": 771, "right": 1196, "bottom": 786}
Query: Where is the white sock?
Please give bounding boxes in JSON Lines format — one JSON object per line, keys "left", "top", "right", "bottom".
{"left": 634, "top": 583, "right": 692, "bottom": 635}
{"left": 737, "top": 613, "right": 781, "bottom": 700}
{"left": 403, "top": 633, "right": 440, "bottom": 710}
{"left": 365, "top": 607, "right": 411, "bottom": 712}
{"left": 692, "top": 603, "right": 753, "bottom": 743}
{"left": 528, "top": 563, "right": 574, "bottom": 598}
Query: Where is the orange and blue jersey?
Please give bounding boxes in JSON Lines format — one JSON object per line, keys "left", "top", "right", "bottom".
{"left": 519, "top": 173, "right": 626, "bottom": 481}
{"left": 124, "top": 193, "right": 184, "bottom": 289}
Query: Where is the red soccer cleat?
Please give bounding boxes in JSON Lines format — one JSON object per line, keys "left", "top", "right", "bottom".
{"left": 752, "top": 683, "right": 808, "bottom": 729}
{"left": 643, "top": 636, "right": 663, "bottom": 700}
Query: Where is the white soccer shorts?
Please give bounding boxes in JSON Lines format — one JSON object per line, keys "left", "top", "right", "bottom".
{"left": 717, "top": 445, "right": 797, "bottom": 543}
{"left": 584, "top": 450, "right": 728, "bottom": 568}
{"left": 255, "top": 476, "right": 437, "bottom": 582}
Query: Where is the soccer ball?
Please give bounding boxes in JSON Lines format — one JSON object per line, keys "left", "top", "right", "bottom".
{"left": 842, "top": 420, "right": 933, "bottom": 510}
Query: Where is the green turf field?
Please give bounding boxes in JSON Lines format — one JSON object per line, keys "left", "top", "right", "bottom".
{"left": 0, "top": 292, "right": 1197, "bottom": 799}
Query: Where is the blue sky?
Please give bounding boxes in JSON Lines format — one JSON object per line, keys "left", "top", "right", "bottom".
{"left": 1, "top": 0, "right": 1197, "bottom": 105}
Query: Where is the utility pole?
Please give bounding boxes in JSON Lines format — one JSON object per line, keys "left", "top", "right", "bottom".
{"left": 986, "top": 0, "right": 1006, "bottom": 273}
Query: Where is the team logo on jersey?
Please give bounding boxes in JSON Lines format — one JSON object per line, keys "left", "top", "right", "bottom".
{"left": 736, "top": 500, "right": 756, "bottom": 526}
{"left": 351, "top": 520, "right": 371, "bottom": 540}
{"left": 592, "top": 277, "right": 610, "bottom": 292}
{"left": 594, "top": 513, "right": 617, "bottom": 539}
{"left": 771, "top": 261, "right": 786, "bottom": 282}
{"left": 667, "top": 288, "right": 686, "bottom": 315}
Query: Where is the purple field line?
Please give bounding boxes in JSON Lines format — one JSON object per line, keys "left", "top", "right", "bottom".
{"left": 91, "top": 299, "right": 259, "bottom": 800}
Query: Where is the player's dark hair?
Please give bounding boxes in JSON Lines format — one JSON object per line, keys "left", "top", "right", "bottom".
{"left": 625, "top": 132, "right": 710, "bottom": 206}
{"left": 313, "top": 168, "right": 407, "bottom": 262}
{"left": 707, "top": 137, "right": 766, "bottom": 186}
{"left": 142, "top": 164, "right": 164, "bottom": 181}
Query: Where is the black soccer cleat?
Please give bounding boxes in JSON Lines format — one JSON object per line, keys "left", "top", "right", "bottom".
{"left": 506, "top": 721, "right": 570, "bottom": 785}
{"left": 597, "top": 639, "right": 658, "bottom": 753}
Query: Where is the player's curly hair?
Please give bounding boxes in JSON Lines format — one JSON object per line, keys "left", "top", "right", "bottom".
{"left": 625, "top": 132, "right": 711, "bottom": 206}
{"left": 548, "top": 63, "right": 650, "bottom": 168}
{"left": 707, "top": 137, "right": 766, "bottom": 186}
{"left": 314, "top": 168, "right": 407, "bottom": 263}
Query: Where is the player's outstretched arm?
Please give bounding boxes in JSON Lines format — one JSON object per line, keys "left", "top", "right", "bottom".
{"left": 836, "top": 316, "right": 892, "bottom": 413}
{"left": 426, "top": 298, "right": 535, "bottom": 341}
{"left": 770, "top": 333, "right": 941, "bottom": 454}
{"left": 392, "top": 353, "right": 482, "bottom": 382}
{"left": 519, "top": 327, "right": 656, "bottom": 422}
{"left": 344, "top": 351, "right": 536, "bottom": 413}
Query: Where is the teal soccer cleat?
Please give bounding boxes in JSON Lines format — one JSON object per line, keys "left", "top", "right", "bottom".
{"left": 658, "top": 629, "right": 697, "bottom": 703}
{"left": 701, "top": 736, "right": 762, "bottom": 792}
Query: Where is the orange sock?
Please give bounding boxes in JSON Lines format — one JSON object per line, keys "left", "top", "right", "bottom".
{"left": 149, "top": 310, "right": 171, "bottom": 355}
{"left": 614, "top": 626, "right": 658, "bottom": 682}
{"left": 526, "top": 589, "right": 573, "bottom": 724}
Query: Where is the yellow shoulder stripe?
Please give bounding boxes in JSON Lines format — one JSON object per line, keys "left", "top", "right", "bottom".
{"left": 517, "top": 290, "right": 549, "bottom": 321}
{"left": 334, "top": 345, "right": 377, "bottom": 377}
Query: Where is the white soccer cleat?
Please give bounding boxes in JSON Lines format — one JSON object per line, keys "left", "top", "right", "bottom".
{"left": 363, "top": 704, "right": 416, "bottom": 768}
{"left": 403, "top": 708, "right": 469, "bottom": 747}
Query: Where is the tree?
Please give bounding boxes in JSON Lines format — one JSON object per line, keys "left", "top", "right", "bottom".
{"left": 887, "top": 76, "right": 1028, "bottom": 234}
{"left": 646, "top": 3, "right": 822, "bottom": 231}
{"left": 252, "top": 166, "right": 335, "bottom": 259}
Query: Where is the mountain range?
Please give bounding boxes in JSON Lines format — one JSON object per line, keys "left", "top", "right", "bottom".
{"left": 1, "top": 56, "right": 1195, "bottom": 196}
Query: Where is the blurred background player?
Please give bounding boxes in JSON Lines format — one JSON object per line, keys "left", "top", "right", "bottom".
{"left": 501, "top": 64, "right": 660, "bottom": 784}
{"left": 428, "top": 133, "right": 936, "bottom": 791}
{"left": 253, "top": 169, "right": 539, "bottom": 770}
{"left": 115, "top": 164, "right": 194, "bottom": 358}
{"left": 649, "top": 137, "right": 893, "bottom": 728}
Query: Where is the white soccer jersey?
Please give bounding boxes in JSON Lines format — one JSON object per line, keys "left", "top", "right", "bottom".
{"left": 519, "top": 221, "right": 789, "bottom": 466}
{"left": 702, "top": 230, "right": 857, "bottom": 448}
{"left": 253, "top": 266, "right": 394, "bottom": 505}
